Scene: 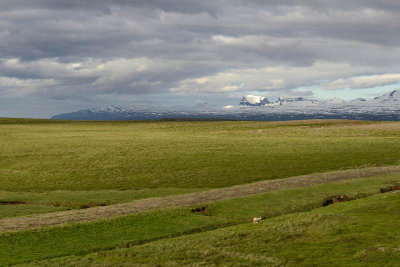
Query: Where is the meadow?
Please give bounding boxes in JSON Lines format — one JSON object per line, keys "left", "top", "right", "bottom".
{"left": 2, "top": 119, "right": 400, "bottom": 194}
{"left": 31, "top": 191, "right": 400, "bottom": 266}
{"left": 1, "top": 118, "right": 400, "bottom": 265}
{"left": 2, "top": 173, "right": 400, "bottom": 265}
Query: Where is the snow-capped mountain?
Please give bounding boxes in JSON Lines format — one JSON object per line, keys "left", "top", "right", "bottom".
{"left": 372, "top": 90, "right": 400, "bottom": 103}
{"left": 274, "top": 97, "right": 321, "bottom": 106}
{"left": 351, "top": 98, "right": 367, "bottom": 103}
{"left": 323, "top": 98, "right": 346, "bottom": 105}
{"left": 239, "top": 95, "right": 269, "bottom": 106}
{"left": 52, "top": 90, "right": 400, "bottom": 121}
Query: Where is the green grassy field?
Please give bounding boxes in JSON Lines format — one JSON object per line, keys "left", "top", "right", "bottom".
{"left": 0, "top": 173, "right": 397, "bottom": 266}
{"left": 0, "top": 173, "right": 398, "bottom": 265}
{"left": 3, "top": 119, "right": 400, "bottom": 218}
{"left": 0, "top": 188, "right": 206, "bottom": 219}
{"left": 1, "top": 118, "right": 400, "bottom": 266}
{"left": 32, "top": 191, "right": 400, "bottom": 267}
{"left": 3, "top": 119, "right": 400, "bottom": 193}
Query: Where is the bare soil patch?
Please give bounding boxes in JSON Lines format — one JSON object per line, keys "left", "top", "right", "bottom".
{"left": 380, "top": 184, "right": 400, "bottom": 193}
{"left": 191, "top": 206, "right": 208, "bottom": 215}
{"left": 1, "top": 165, "right": 400, "bottom": 233}
{"left": 322, "top": 195, "right": 352, "bottom": 207}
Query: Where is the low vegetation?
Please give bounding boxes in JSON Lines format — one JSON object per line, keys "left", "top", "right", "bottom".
{"left": 1, "top": 173, "right": 400, "bottom": 265}
{"left": 1, "top": 119, "right": 400, "bottom": 265}
{"left": 34, "top": 192, "right": 400, "bottom": 266}
{"left": 2, "top": 119, "right": 400, "bottom": 194}
{"left": 0, "top": 188, "right": 206, "bottom": 219}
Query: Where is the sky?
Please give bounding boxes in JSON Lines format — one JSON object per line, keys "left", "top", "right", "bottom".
{"left": 1, "top": 1, "right": 400, "bottom": 118}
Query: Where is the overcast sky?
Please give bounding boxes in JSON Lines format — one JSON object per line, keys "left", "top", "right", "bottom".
{"left": 1, "top": 0, "right": 400, "bottom": 118}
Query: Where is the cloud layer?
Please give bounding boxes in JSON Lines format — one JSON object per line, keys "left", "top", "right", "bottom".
{"left": 1, "top": 0, "right": 400, "bottom": 113}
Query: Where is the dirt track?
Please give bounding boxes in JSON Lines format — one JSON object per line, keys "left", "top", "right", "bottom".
{"left": 1, "top": 165, "right": 400, "bottom": 233}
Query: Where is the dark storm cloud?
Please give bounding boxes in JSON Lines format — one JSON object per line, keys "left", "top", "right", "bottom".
{"left": 1, "top": 0, "right": 400, "bottom": 102}
{"left": 0, "top": 0, "right": 220, "bottom": 14}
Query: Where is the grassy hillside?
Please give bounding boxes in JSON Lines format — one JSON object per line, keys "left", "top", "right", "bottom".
{"left": 2, "top": 119, "right": 400, "bottom": 266}
{"left": 1, "top": 173, "right": 399, "bottom": 265}
{"left": 2, "top": 119, "right": 400, "bottom": 194}
{"left": 35, "top": 191, "right": 400, "bottom": 266}
{"left": 0, "top": 188, "right": 206, "bottom": 219}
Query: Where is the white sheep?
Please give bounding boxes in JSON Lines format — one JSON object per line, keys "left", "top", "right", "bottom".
{"left": 253, "top": 216, "right": 262, "bottom": 224}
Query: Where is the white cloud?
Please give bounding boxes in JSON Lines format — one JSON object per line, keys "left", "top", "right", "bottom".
{"left": 323, "top": 73, "right": 400, "bottom": 90}
{"left": 172, "top": 61, "right": 374, "bottom": 93}
{"left": 0, "top": 76, "right": 59, "bottom": 97}
{"left": 2, "top": 0, "right": 400, "bottom": 117}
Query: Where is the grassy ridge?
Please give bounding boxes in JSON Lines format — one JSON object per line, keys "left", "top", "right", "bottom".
{"left": 0, "top": 188, "right": 207, "bottom": 219}
{"left": 38, "top": 192, "right": 400, "bottom": 266}
{"left": 2, "top": 119, "right": 400, "bottom": 192}
{"left": 1, "top": 173, "right": 399, "bottom": 265}
{"left": 2, "top": 119, "right": 400, "bottom": 265}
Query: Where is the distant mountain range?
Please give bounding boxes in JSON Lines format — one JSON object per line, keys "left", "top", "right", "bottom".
{"left": 52, "top": 90, "right": 400, "bottom": 121}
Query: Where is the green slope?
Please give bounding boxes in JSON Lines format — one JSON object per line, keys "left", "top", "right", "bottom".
{"left": 29, "top": 190, "right": 400, "bottom": 266}
{"left": 2, "top": 119, "right": 400, "bottom": 192}
{"left": 1, "top": 173, "right": 399, "bottom": 265}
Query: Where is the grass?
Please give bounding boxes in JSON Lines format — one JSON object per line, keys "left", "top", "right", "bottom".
{"left": 0, "top": 204, "right": 65, "bottom": 219}
{"left": 1, "top": 173, "right": 399, "bottom": 265}
{"left": 28, "top": 191, "right": 400, "bottom": 266}
{"left": 2, "top": 119, "right": 400, "bottom": 265}
{"left": 2, "top": 119, "right": 400, "bottom": 194}
{"left": 0, "top": 188, "right": 207, "bottom": 219}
